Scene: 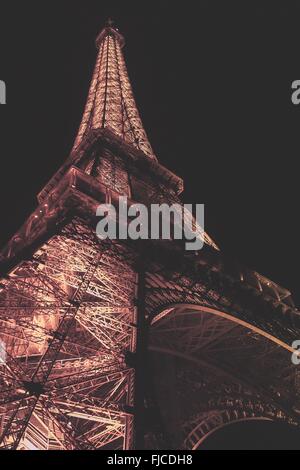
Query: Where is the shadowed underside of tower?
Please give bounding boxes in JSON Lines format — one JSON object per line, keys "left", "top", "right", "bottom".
{"left": 0, "top": 21, "right": 300, "bottom": 451}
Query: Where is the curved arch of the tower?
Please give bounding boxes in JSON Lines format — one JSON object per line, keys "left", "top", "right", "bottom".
{"left": 0, "top": 22, "right": 299, "bottom": 450}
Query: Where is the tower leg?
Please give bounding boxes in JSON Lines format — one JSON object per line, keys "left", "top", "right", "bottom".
{"left": 133, "top": 257, "right": 148, "bottom": 450}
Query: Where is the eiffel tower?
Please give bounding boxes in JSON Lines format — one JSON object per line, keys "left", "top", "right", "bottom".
{"left": 0, "top": 20, "right": 299, "bottom": 451}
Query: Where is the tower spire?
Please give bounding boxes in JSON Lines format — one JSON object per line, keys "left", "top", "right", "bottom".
{"left": 72, "top": 20, "right": 157, "bottom": 160}
{"left": 106, "top": 17, "right": 114, "bottom": 27}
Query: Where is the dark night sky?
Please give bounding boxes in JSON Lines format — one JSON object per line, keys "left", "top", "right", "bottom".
{"left": 0, "top": 1, "right": 299, "bottom": 304}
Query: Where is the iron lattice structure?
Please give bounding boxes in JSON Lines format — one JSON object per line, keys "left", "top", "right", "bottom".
{"left": 0, "top": 21, "right": 300, "bottom": 450}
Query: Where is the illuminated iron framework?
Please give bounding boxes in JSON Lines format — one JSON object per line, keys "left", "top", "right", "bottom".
{"left": 0, "top": 21, "right": 300, "bottom": 450}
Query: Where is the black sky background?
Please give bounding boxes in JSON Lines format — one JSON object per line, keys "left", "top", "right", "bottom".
{"left": 0, "top": 0, "right": 299, "bottom": 304}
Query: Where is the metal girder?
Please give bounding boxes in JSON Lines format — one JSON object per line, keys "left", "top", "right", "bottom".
{"left": 0, "top": 219, "right": 137, "bottom": 450}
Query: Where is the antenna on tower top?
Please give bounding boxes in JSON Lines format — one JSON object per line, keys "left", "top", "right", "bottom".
{"left": 106, "top": 17, "right": 114, "bottom": 28}
{"left": 95, "top": 17, "right": 124, "bottom": 49}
